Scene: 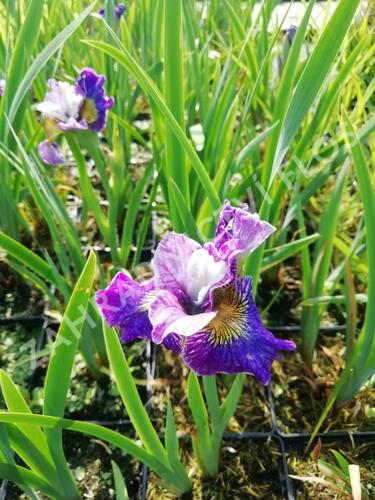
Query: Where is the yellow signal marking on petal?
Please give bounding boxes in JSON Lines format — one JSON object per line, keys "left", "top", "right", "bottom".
{"left": 80, "top": 99, "right": 98, "bottom": 124}
{"left": 44, "top": 118, "right": 60, "bottom": 140}
{"left": 204, "top": 285, "right": 249, "bottom": 346}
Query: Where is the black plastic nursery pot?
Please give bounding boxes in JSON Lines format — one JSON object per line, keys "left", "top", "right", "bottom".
{"left": 1, "top": 320, "right": 375, "bottom": 499}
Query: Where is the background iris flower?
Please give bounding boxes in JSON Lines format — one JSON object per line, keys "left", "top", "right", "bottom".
{"left": 35, "top": 68, "right": 114, "bottom": 164}
{"left": 99, "top": 3, "right": 126, "bottom": 19}
{"left": 97, "top": 200, "right": 296, "bottom": 384}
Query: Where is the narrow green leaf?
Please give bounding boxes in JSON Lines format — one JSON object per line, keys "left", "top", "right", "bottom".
{"left": 308, "top": 115, "right": 375, "bottom": 444}
{"left": 0, "top": 0, "right": 44, "bottom": 135}
{"left": 0, "top": 464, "right": 60, "bottom": 499}
{"left": 262, "top": 0, "right": 316, "bottom": 186}
{"left": 220, "top": 374, "right": 245, "bottom": 429}
{"left": 120, "top": 160, "right": 154, "bottom": 263}
{"left": 301, "top": 163, "right": 348, "bottom": 365}
{"left": 235, "top": 122, "right": 279, "bottom": 170}
{"left": 43, "top": 251, "right": 96, "bottom": 498}
{"left": 187, "top": 372, "right": 215, "bottom": 475}
{"left": 5, "top": 424, "right": 60, "bottom": 490}
{"left": 103, "top": 324, "right": 167, "bottom": 461}
{"left": 271, "top": 0, "right": 360, "bottom": 185}
{"left": 3, "top": 1, "right": 98, "bottom": 130}
{"left": 165, "top": 402, "right": 184, "bottom": 476}
{"left": 0, "top": 231, "right": 67, "bottom": 291}
{"left": 261, "top": 234, "right": 320, "bottom": 272}
{"left": 164, "top": 0, "right": 189, "bottom": 229}
{"left": 0, "top": 412, "right": 187, "bottom": 495}
{"left": 168, "top": 179, "right": 201, "bottom": 242}
{"left": 331, "top": 450, "right": 350, "bottom": 476}
{"left": 43, "top": 251, "right": 96, "bottom": 417}
{"left": 82, "top": 37, "right": 221, "bottom": 212}
{"left": 0, "top": 371, "right": 52, "bottom": 464}
{"left": 111, "top": 460, "right": 129, "bottom": 500}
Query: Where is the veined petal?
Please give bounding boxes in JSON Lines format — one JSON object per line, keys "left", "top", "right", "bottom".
{"left": 214, "top": 200, "right": 275, "bottom": 261}
{"left": 38, "top": 140, "right": 64, "bottom": 165}
{"left": 149, "top": 289, "right": 216, "bottom": 344}
{"left": 153, "top": 232, "right": 201, "bottom": 299}
{"left": 183, "top": 276, "right": 295, "bottom": 384}
{"left": 96, "top": 272, "right": 154, "bottom": 343}
{"left": 162, "top": 333, "right": 182, "bottom": 353}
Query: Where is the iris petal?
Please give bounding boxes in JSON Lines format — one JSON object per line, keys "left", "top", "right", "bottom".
{"left": 214, "top": 199, "right": 275, "bottom": 263}
{"left": 38, "top": 140, "right": 64, "bottom": 165}
{"left": 75, "top": 68, "right": 114, "bottom": 132}
{"left": 182, "top": 276, "right": 295, "bottom": 383}
{"left": 149, "top": 289, "right": 216, "bottom": 344}
{"left": 96, "top": 272, "right": 154, "bottom": 343}
{"left": 153, "top": 232, "right": 201, "bottom": 300}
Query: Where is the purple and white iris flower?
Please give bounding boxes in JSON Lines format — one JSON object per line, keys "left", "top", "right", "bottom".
{"left": 35, "top": 68, "right": 114, "bottom": 165}
{"left": 0, "top": 79, "right": 5, "bottom": 97}
{"left": 99, "top": 3, "right": 126, "bottom": 19}
{"left": 97, "top": 201, "right": 296, "bottom": 384}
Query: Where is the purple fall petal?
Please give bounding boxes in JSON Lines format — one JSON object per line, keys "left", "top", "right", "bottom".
{"left": 183, "top": 276, "right": 295, "bottom": 383}
{"left": 162, "top": 333, "right": 182, "bottom": 353}
{"left": 96, "top": 272, "right": 154, "bottom": 343}
{"left": 38, "top": 140, "right": 64, "bottom": 165}
{"left": 75, "top": 68, "right": 114, "bottom": 132}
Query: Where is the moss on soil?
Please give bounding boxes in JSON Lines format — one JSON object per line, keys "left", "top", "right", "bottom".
{"left": 0, "top": 323, "right": 43, "bottom": 405}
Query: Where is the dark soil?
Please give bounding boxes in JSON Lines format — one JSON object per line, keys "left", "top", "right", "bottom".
{"left": 0, "top": 262, "right": 45, "bottom": 317}
{"left": 271, "top": 334, "right": 375, "bottom": 433}
{"left": 64, "top": 430, "right": 142, "bottom": 499}
{"left": 151, "top": 346, "right": 272, "bottom": 435}
{"left": 147, "top": 439, "right": 283, "bottom": 499}
{"left": 288, "top": 441, "right": 375, "bottom": 499}
{"left": 4, "top": 430, "right": 143, "bottom": 500}
{"left": 0, "top": 323, "right": 44, "bottom": 406}
{"left": 27, "top": 341, "right": 149, "bottom": 423}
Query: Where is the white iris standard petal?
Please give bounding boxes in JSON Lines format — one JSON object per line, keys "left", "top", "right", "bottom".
{"left": 186, "top": 248, "right": 227, "bottom": 305}
{"left": 35, "top": 80, "right": 83, "bottom": 123}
